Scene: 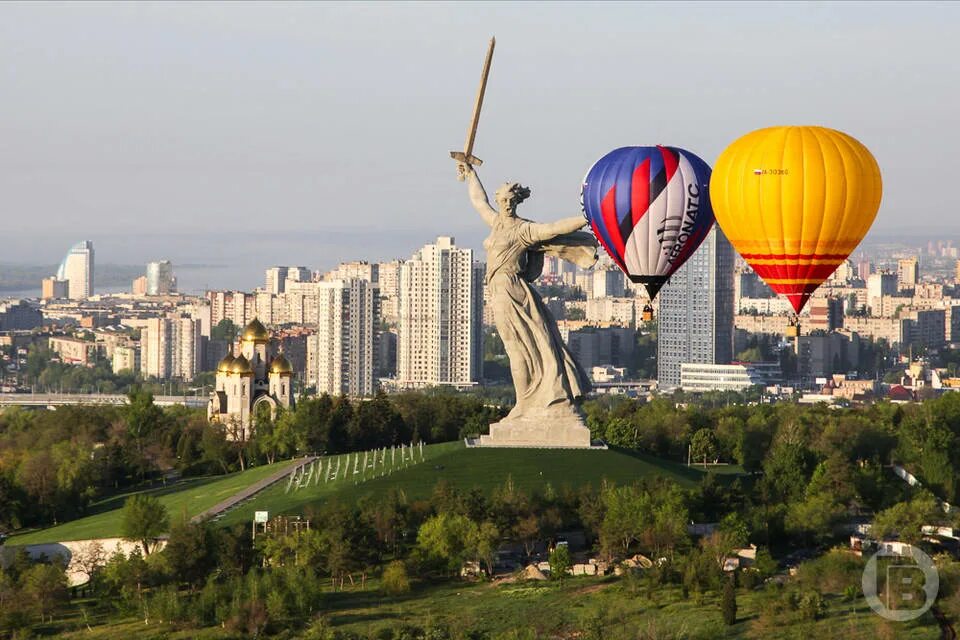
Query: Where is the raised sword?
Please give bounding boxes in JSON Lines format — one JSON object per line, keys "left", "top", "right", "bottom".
{"left": 450, "top": 37, "right": 495, "bottom": 179}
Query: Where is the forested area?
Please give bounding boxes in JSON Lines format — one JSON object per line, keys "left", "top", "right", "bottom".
{"left": 5, "top": 392, "right": 960, "bottom": 637}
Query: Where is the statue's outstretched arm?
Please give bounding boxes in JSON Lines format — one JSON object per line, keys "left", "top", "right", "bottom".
{"left": 529, "top": 216, "right": 588, "bottom": 243}
{"left": 458, "top": 163, "right": 497, "bottom": 227}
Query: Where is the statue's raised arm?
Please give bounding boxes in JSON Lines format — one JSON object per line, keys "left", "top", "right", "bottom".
{"left": 456, "top": 162, "right": 497, "bottom": 227}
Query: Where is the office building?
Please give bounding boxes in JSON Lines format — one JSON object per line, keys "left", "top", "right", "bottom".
{"left": 680, "top": 362, "right": 782, "bottom": 393}
{"left": 41, "top": 278, "right": 69, "bottom": 300}
{"left": 397, "top": 237, "right": 483, "bottom": 388}
{"left": 56, "top": 240, "right": 94, "bottom": 299}
{"left": 657, "top": 226, "right": 735, "bottom": 388}
{"left": 315, "top": 279, "right": 378, "bottom": 396}
{"left": 146, "top": 261, "right": 176, "bottom": 295}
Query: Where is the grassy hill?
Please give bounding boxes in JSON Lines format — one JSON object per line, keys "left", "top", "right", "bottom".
{"left": 219, "top": 442, "right": 743, "bottom": 527}
{"left": 9, "top": 460, "right": 296, "bottom": 545}
{"left": 9, "top": 443, "right": 745, "bottom": 544}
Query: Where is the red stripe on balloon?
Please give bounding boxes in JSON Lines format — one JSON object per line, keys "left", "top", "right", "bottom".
{"left": 749, "top": 262, "right": 839, "bottom": 281}
{"left": 601, "top": 185, "right": 625, "bottom": 256}
{"left": 659, "top": 146, "right": 679, "bottom": 184}
{"left": 631, "top": 158, "right": 650, "bottom": 225}
{"left": 590, "top": 218, "right": 627, "bottom": 273}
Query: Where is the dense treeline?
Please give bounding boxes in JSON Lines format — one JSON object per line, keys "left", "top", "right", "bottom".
{"left": 9, "top": 391, "right": 960, "bottom": 635}
{"left": 2, "top": 466, "right": 959, "bottom": 638}
{"left": 0, "top": 389, "right": 505, "bottom": 531}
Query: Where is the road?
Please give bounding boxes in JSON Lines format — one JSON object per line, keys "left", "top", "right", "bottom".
{"left": 0, "top": 393, "right": 208, "bottom": 408}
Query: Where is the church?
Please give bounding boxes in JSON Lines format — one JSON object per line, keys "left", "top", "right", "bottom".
{"left": 208, "top": 318, "right": 294, "bottom": 440}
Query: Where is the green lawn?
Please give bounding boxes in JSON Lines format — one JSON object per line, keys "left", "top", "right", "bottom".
{"left": 9, "top": 460, "right": 296, "bottom": 545}
{"left": 221, "top": 442, "right": 745, "bottom": 527}
{"left": 220, "top": 442, "right": 462, "bottom": 526}
{"left": 9, "top": 443, "right": 747, "bottom": 545}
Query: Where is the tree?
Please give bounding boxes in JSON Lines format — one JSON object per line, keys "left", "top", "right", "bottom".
{"left": 210, "top": 319, "right": 238, "bottom": 342}
{"left": 549, "top": 544, "right": 571, "bottom": 583}
{"left": 599, "top": 485, "right": 649, "bottom": 559}
{"left": 472, "top": 521, "right": 500, "bottom": 576}
{"left": 721, "top": 575, "right": 737, "bottom": 625}
{"left": 690, "top": 428, "right": 718, "bottom": 467}
{"left": 17, "top": 451, "right": 58, "bottom": 521}
{"left": 382, "top": 560, "right": 411, "bottom": 596}
{"left": 871, "top": 491, "right": 940, "bottom": 544}
{"left": 22, "top": 563, "right": 68, "bottom": 623}
{"left": 164, "top": 519, "right": 218, "bottom": 587}
{"left": 123, "top": 388, "right": 164, "bottom": 481}
{"left": 416, "top": 513, "right": 478, "bottom": 575}
{"left": 121, "top": 494, "right": 169, "bottom": 555}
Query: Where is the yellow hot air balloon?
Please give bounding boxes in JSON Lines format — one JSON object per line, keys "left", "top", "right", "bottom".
{"left": 710, "top": 126, "right": 882, "bottom": 314}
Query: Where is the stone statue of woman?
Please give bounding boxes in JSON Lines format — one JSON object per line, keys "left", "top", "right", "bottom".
{"left": 456, "top": 161, "right": 598, "bottom": 447}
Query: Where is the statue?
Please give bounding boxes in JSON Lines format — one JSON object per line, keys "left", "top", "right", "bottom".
{"left": 456, "top": 161, "right": 598, "bottom": 447}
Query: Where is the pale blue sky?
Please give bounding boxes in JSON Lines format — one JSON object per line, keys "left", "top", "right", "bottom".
{"left": 1, "top": 1, "right": 957, "bottom": 269}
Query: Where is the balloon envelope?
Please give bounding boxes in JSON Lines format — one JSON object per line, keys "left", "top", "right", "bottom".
{"left": 709, "top": 126, "right": 882, "bottom": 314}
{"left": 581, "top": 146, "right": 715, "bottom": 299}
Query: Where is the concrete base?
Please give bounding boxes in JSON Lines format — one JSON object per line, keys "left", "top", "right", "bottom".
{"left": 479, "top": 408, "right": 594, "bottom": 449}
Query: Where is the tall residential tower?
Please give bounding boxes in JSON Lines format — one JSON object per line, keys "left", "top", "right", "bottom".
{"left": 657, "top": 226, "right": 735, "bottom": 388}
{"left": 398, "top": 237, "right": 483, "bottom": 389}
{"left": 315, "top": 278, "right": 378, "bottom": 396}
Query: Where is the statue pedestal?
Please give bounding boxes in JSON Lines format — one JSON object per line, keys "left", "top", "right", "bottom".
{"left": 479, "top": 407, "right": 593, "bottom": 448}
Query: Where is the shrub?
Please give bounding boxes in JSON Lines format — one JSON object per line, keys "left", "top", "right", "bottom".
{"left": 382, "top": 560, "right": 411, "bottom": 596}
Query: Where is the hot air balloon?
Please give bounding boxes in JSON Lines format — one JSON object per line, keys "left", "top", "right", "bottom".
{"left": 581, "top": 146, "right": 716, "bottom": 320}
{"left": 710, "top": 126, "right": 882, "bottom": 320}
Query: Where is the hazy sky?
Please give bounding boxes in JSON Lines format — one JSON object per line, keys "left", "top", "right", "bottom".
{"left": 2, "top": 1, "right": 958, "bottom": 270}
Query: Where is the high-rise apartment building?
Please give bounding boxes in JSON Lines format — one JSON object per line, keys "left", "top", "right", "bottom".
{"left": 897, "top": 257, "right": 919, "bottom": 290}
{"left": 141, "top": 317, "right": 172, "bottom": 379}
{"left": 867, "top": 272, "right": 898, "bottom": 314}
{"left": 657, "top": 226, "right": 735, "bottom": 388}
{"left": 140, "top": 316, "right": 202, "bottom": 380}
{"left": 398, "top": 237, "right": 483, "bottom": 388}
{"left": 265, "top": 266, "right": 311, "bottom": 295}
{"left": 315, "top": 279, "right": 378, "bottom": 396}
{"left": 56, "top": 240, "right": 94, "bottom": 299}
{"left": 377, "top": 260, "right": 403, "bottom": 325}
{"left": 325, "top": 261, "right": 378, "bottom": 284}
{"left": 146, "top": 261, "right": 176, "bottom": 295}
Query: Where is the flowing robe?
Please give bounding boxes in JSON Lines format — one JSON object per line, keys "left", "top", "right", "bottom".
{"left": 483, "top": 216, "right": 597, "bottom": 418}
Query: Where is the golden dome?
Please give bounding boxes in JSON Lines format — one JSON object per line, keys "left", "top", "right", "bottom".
{"left": 270, "top": 354, "right": 293, "bottom": 375}
{"left": 216, "top": 353, "right": 235, "bottom": 373}
{"left": 230, "top": 354, "right": 253, "bottom": 375}
{"left": 241, "top": 318, "right": 270, "bottom": 343}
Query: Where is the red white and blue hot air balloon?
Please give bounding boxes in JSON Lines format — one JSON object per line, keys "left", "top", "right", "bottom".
{"left": 581, "top": 146, "right": 716, "bottom": 308}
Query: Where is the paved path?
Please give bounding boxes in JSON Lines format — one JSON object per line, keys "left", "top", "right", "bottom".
{"left": 190, "top": 456, "right": 317, "bottom": 523}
